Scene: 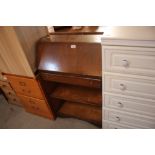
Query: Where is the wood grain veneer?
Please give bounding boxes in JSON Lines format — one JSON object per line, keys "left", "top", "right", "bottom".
{"left": 58, "top": 101, "right": 102, "bottom": 126}
{"left": 51, "top": 84, "right": 102, "bottom": 106}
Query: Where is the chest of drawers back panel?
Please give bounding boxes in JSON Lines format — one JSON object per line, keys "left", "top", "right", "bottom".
{"left": 102, "top": 27, "right": 155, "bottom": 129}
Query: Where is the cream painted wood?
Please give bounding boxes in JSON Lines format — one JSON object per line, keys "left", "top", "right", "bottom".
{"left": 102, "top": 26, "right": 155, "bottom": 47}
{"left": 104, "top": 94, "right": 155, "bottom": 117}
{"left": 104, "top": 109, "right": 155, "bottom": 128}
{"left": 104, "top": 74, "right": 155, "bottom": 100}
{"left": 0, "top": 27, "right": 34, "bottom": 77}
{"left": 102, "top": 120, "right": 134, "bottom": 129}
{"left": 14, "top": 26, "right": 48, "bottom": 72}
{"left": 103, "top": 47, "right": 155, "bottom": 77}
{"left": 102, "top": 27, "right": 155, "bottom": 129}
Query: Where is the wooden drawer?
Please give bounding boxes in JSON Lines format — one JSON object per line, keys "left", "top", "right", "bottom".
{"left": 103, "top": 47, "right": 155, "bottom": 77}
{"left": 40, "top": 72, "right": 101, "bottom": 89}
{"left": 8, "top": 95, "right": 22, "bottom": 106}
{"left": 103, "top": 109, "right": 155, "bottom": 128}
{"left": 104, "top": 94, "right": 155, "bottom": 117}
{"left": 6, "top": 75, "right": 44, "bottom": 99}
{"left": 1, "top": 88, "right": 16, "bottom": 98}
{"left": 102, "top": 121, "right": 134, "bottom": 129}
{"left": 104, "top": 74, "right": 155, "bottom": 100}
{"left": 17, "top": 94, "right": 53, "bottom": 119}
{"left": 0, "top": 80, "right": 11, "bottom": 88}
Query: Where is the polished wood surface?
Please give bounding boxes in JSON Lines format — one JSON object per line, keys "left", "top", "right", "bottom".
{"left": 18, "top": 94, "right": 53, "bottom": 119}
{"left": 37, "top": 39, "right": 102, "bottom": 77}
{"left": 36, "top": 34, "right": 102, "bottom": 124}
{"left": 58, "top": 102, "right": 102, "bottom": 126}
{"left": 51, "top": 26, "right": 104, "bottom": 35}
{"left": 51, "top": 84, "right": 102, "bottom": 106}
{"left": 6, "top": 74, "right": 44, "bottom": 99}
{"left": 40, "top": 72, "right": 101, "bottom": 88}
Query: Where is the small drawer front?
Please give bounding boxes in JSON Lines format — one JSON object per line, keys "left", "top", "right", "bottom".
{"left": 0, "top": 80, "right": 11, "bottom": 88}
{"left": 17, "top": 94, "right": 53, "bottom": 119}
{"left": 41, "top": 73, "right": 101, "bottom": 89}
{"left": 103, "top": 48, "right": 155, "bottom": 77}
{"left": 8, "top": 96, "right": 22, "bottom": 106}
{"left": 104, "top": 75, "right": 155, "bottom": 100}
{"left": 1, "top": 88, "right": 16, "bottom": 98}
{"left": 6, "top": 75, "right": 43, "bottom": 99}
{"left": 102, "top": 121, "right": 133, "bottom": 129}
{"left": 104, "top": 110, "right": 155, "bottom": 128}
{"left": 104, "top": 94, "right": 155, "bottom": 117}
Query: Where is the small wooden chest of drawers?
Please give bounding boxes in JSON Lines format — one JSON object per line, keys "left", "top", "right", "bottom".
{"left": 5, "top": 74, "right": 54, "bottom": 119}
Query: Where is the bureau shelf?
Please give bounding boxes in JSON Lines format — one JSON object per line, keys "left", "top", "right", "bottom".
{"left": 51, "top": 84, "right": 102, "bottom": 106}
{"left": 58, "top": 101, "right": 102, "bottom": 126}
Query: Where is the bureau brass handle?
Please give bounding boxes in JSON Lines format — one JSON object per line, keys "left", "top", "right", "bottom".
{"left": 115, "top": 116, "right": 121, "bottom": 122}
{"left": 19, "top": 81, "right": 26, "bottom": 86}
{"left": 122, "top": 59, "right": 129, "bottom": 67}
{"left": 117, "top": 102, "right": 123, "bottom": 108}
{"left": 119, "top": 83, "right": 126, "bottom": 91}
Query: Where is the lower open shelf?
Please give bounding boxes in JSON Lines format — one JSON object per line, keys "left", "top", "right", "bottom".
{"left": 58, "top": 101, "right": 102, "bottom": 127}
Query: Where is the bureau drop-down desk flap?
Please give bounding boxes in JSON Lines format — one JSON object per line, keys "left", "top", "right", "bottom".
{"left": 36, "top": 34, "right": 102, "bottom": 127}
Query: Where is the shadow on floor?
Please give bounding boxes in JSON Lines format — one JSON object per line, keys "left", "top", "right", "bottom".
{"left": 0, "top": 95, "right": 98, "bottom": 129}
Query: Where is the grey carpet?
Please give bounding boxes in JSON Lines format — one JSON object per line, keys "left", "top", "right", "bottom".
{"left": 0, "top": 95, "right": 98, "bottom": 129}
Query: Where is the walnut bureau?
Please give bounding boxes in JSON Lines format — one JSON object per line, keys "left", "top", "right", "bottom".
{"left": 36, "top": 34, "right": 102, "bottom": 126}
{"left": 102, "top": 27, "right": 155, "bottom": 129}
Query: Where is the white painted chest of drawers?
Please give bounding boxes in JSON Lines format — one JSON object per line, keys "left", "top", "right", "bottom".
{"left": 102, "top": 27, "right": 155, "bottom": 129}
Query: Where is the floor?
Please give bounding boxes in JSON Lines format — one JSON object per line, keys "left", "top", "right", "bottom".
{"left": 0, "top": 95, "right": 98, "bottom": 129}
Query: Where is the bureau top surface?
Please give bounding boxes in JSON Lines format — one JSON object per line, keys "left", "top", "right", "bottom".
{"left": 37, "top": 35, "right": 102, "bottom": 78}
{"left": 39, "top": 34, "right": 102, "bottom": 43}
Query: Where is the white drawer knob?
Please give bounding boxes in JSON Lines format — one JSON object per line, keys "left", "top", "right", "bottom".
{"left": 117, "top": 102, "right": 123, "bottom": 108}
{"left": 122, "top": 59, "right": 129, "bottom": 67}
{"left": 119, "top": 83, "right": 126, "bottom": 91}
{"left": 115, "top": 116, "right": 121, "bottom": 122}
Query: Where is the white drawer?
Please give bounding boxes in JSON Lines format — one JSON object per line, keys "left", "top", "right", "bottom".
{"left": 104, "top": 109, "right": 155, "bottom": 128}
{"left": 103, "top": 48, "right": 155, "bottom": 77}
{"left": 104, "top": 94, "right": 155, "bottom": 117}
{"left": 104, "top": 74, "right": 155, "bottom": 100}
{"left": 102, "top": 121, "right": 134, "bottom": 129}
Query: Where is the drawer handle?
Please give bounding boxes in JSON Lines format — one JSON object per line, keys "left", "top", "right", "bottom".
{"left": 122, "top": 60, "right": 129, "bottom": 67}
{"left": 119, "top": 83, "right": 126, "bottom": 91}
{"left": 19, "top": 82, "right": 26, "bottom": 86}
{"left": 115, "top": 116, "right": 121, "bottom": 122}
{"left": 117, "top": 102, "right": 123, "bottom": 108}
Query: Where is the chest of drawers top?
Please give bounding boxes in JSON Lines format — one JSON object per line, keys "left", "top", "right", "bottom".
{"left": 101, "top": 26, "right": 155, "bottom": 47}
